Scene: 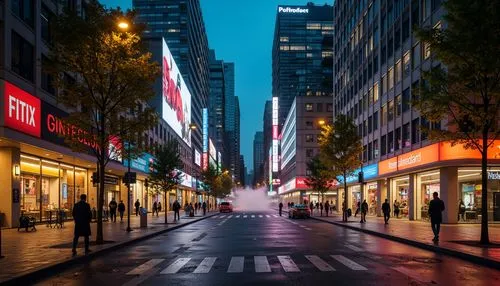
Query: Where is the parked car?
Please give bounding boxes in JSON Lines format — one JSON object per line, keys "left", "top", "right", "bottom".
{"left": 289, "top": 204, "right": 311, "bottom": 219}
{"left": 219, "top": 202, "right": 233, "bottom": 213}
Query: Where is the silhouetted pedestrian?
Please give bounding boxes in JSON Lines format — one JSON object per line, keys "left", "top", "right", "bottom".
{"left": 320, "top": 202, "right": 324, "bottom": 216}
{"left": 158, "top": 202, "right": 162, "bottom": 214}
{"left": 394, "top": 200, "right": 400, "bottom": 218}
{"left": 360, "top": 200, "right": 368, "bottom": 223}
{"left": 429, "top": 192, "right": 445, "bottom": 242}
{"left": 355, "top": 201, "right": 361, "bottom": 217}
{"left": 108, "top": 198, "right": 117, "bottom": 222}
{"left": 134, "top": 199, "right": 140, "bottom": 216}
{"left": 202, "top": 201, "right": 207, "bottom": 216}
{"left": 173, "top": 200, "right": 181, "bottom": 221}
{"left": 72, "top": 194, "right": 92, "bottom": 256}
{"left": 325, "top": 201, "right": 330, "bottom": 217}
{"left": 382, "top": 199, "right": 391, "bottom": 224}
{"left": 153, "top": 201, "right": 158, "bottom": 217}
{"left": 118, "top": 200, "right": 125, "bottom": 221}
{"left": 279, "top": 202, "right": 283, "bottom": 216}
{"left": 309, "top": 202, "right": 314, "bottom": 216}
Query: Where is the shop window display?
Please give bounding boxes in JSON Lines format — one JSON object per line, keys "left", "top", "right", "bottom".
{"left": 367, "top": 183, "right": 378, "bottom": 216}
{"left": 418, "top": 171, "right": 440, "bottom": 221}
{"left": 392, "top": 177, "right": 409, "bottom": 218}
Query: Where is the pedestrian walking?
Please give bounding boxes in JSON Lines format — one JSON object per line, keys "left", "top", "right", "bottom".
{"left": 153, "top": 201, "right": 158, "bottom": 217}
{"left": 279, "top": 202, "right": 283, "bottom": 216}
{"left": 173, "top": 200, "right": 181, "bottom": 221}
{"left": 382, "top": 199, "right": 391, "bottom": 224}
{"left": 325, "top": 201, "right": 330, "bottom": 217}
{"left": 315, "top": 202, "right": 319, "bottom": 215}
{"left": 360, "top": 199, "right": 368, "bottom": 223}
{"left": 202, "top": 201, "right": 207, "bottom": 216}
{"left": 189, "top": 203, "right": 195, "bottom": 217}
{"left": 108, "top": 198, "right": 117, "bottom": 222}
{"left": 72, "top": 194, "right": 92, "bottom": 256}
{"left": 355, "top": 201, "right": 361, "bottom": 217}
{"left": 118, "top": 200, "right": 125, "bottom": 221}
{"left": 458, "top": 199, "right": 466, "bottom": 221}
{"left": 428, "top": 192, "right": 445, "bottom": 242}
{"left": 393, "top": 200, "right": 400, "bottom": 218}
{"left": 134, "top": 199, "right": 140, "bottom": 216}
{"left": 158, "top": 202, "right": 162, "bottom": 214}
{"left": 319, "top": 202, "right": 324, "bottom": 216}
{"left": 287, "top": 202, "right": 291, "bottom": 209}
{"left": 309, "top": 202, "right": 314, "bottom": 216}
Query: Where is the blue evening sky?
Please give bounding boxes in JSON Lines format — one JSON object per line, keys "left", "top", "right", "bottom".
{"left": 101, "top": 0, "right": 332, "bottom": 172}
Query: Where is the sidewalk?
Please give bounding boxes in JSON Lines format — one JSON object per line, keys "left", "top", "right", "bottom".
{"left": 308, "top": 210, "right": 500, "bottom": 268}
{"left": 0, "top": 210, "right": 216, "bottom": 285}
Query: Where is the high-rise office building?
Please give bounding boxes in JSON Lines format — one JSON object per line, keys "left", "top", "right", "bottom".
{"left": 272, "top": 3, "right": 334, "bottom": 129}
{"left": 239, "top": 155, "right": 246, "bottom": 187}
{"left": 332, "top": 0, "right": 499, "bottom": 224}
{"left": 262, "top": 100, "right": 273, "bottom": 187}
{"left": 208, "top": 50, "right": 225, "bottom": 163}
{"left": 253, "top": 131, "right": 265, "bottom": 186}
{"left": 221, "top": 61, "right": 240, "bottom": 182}
{"left": 133, "top": 0, "right": 210, "bottom": 161}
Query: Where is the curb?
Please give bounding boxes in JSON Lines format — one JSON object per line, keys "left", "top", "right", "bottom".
{"left": 0, "top": 212, "right": 218, "bottom": 286}
{"left": 310, "top": 216, "right": 500, "bottom": 269}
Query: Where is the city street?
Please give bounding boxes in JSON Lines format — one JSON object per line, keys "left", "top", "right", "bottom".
{"left": 34, "top": 210, "right": 500, "bottom": 286}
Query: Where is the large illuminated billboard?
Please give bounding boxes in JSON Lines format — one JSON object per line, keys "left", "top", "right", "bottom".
{"left": 272, "top": 97, "right": 279, "bottom": 172}
{"left": 162, "top": 38, "right": 191, "bottom": 147}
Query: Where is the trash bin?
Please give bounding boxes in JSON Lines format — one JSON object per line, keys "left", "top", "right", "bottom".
{"left": 140, "top": 207, "right": 148, "bottom": 228}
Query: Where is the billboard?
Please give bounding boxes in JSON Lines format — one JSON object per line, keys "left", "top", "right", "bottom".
{"left": 272, "top": 97, "right": 279, "bottom": 172}
{"left": 162, "top": 38, "right": 191, "bottom": 147}
{"left": 194, "top": 149, "right": 201, "bottom": 166}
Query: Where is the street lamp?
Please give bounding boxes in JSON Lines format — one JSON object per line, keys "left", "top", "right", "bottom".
{"left": 189, "top": 123, "right": 197, "bottom": 130}
{"left": 117, "top": 21, "right": 129, "bottom": 30}
{"left": 318, "top": 119, "right": 326, "bottom": 126}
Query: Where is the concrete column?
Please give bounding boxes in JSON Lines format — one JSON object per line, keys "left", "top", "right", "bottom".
{"left": 440, "top": 167, "right": 458, "bottom": 223}
{"left": 0, "top": 147, "right": 21, "bottom": 227}
{"left": 376, "top": 180, "right": 386, "bottom": 216}
{"left": 408, "top": 173, "right": 416, "bottom": 220}
{"left": 336, "top": 188, "right": 343, "bottom": 214}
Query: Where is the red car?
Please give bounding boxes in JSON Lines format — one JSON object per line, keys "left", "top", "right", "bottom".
{"left": 289, "top": 204, "right": 311, "bottom": 219}
{"left": 219, "top": 202, "right": 233, "bottom": 213}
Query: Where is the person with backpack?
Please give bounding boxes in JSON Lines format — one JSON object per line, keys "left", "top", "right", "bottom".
{"left": 429, "top": 192, "right": 445, "bottom": 242}
{"left": 382, "top": 199, "right": 391, "bottom": 224}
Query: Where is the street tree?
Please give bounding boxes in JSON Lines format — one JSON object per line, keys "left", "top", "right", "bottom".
{"left": 319, "top": 114, "right": 362, "bottom": 222}
{"left": 200, "top": 165, "right": 220, "bottom": 205}
{"left": 413, "top": 0, "right": 500, "bottom": 244}
{"left": 215, "top": 172, "right": 234, "bottom": 199}
{"left": 148, "top": 140, "right": 183, "bottom": 224}
{"left": 305, "top": 155, "right": 335, "bottom": 205}
{"left": 50, "top": 1, "right": 159, "bottom": 243}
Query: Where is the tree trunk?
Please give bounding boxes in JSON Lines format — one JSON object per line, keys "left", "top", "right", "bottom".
{"left": 164, "top": 190, "right": 168, "bottom": 224}
{"left": 480, "top": 133, "right": 490, "bottom": 244}
{"left": 343, "top": 172, "right": 348, "bottom": 222}
{"left": 96, "top": 159, "right": 105, "bottom": 244}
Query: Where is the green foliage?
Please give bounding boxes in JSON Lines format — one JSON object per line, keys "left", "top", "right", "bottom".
{"left": 148, "top": 140, "right": 183, "bottom": 197}
{"left": 413, "top": 0, "right": 500, "bottom": 151}
{"left": 215, "top": 172, "right": 233, "bottom": 199}
{"left": 304, "top": 155, "right": 335, "bottom": 202}
{"left": 201, "top": 166, "right": 232, "bottom": 199}
{"left": 319, "top": 114, "right": 362, "bottom": 178}
{"left": 200, "top": 164, "right": 218, "bottom": 193}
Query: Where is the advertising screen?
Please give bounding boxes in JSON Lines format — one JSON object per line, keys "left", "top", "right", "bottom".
{"left": 194, "top": 149, "right": 201, "bottom": 166}
{"left": 162, "top": 38, "right": 191, "bottom": 147}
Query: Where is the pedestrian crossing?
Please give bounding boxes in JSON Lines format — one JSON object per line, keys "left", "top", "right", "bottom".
{"left": 126, "top": 254, "right": 369, "bottom": 276}
{"left": 211, "top": 214, "right": 280, "bottom": 219}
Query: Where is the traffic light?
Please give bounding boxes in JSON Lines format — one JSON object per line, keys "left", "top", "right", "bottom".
{"left": 358, "top": 171, "right": 364, "bottom": 183}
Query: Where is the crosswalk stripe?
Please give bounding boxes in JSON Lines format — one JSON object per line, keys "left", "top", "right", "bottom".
{"left": 243, "top": 215, "right": 248, "bottom": 218}
{"left": 212, "top": 216, "right": 218, "bottom": 219}
{"left": 259, "top": 215, "right": 263, "bottom": 218}
{"left": 228, "top": 215, "right": 233, "bottom": 218}
{"left": 305, "top": 255, "right": 336, "bottom": 272}
{"left": 254, "top": 256, "right": 271, "bottom": 273}
{"left": 251, "top": 215, "right": 255, "bottom": 218}
{"left": 126, "top": 259, "right": 165, "bottom": 275}
{"left": 273, "top": 215, "right": 279, "bottom": 218}
{"left": 236, "top": 215, "right": 240, "bottom": 218}
{"left": 277, "top": 256, "right": 300, "bottom": 272}
{"left": 345, "top": 244, "right": 362, "bottom": 252}
{"left": 193, "top": 257, "right": 217, "bottom": 273}
{"left": 220, "top": 215, "right": 226, "bottom": 218}
{"left": 227, "top": 256, "right": 245, "bottom": 273}
{"left": 331, "top": 255, "right": 367, "bottom": 270}
{"left": 265, "top": 215, "right": 270, "bottom": 218}
{"left": 160, "top": 258, "right": 191, "bottom": 274}
{"left": 305, "top": 228, "right": 312, "bottom": 231}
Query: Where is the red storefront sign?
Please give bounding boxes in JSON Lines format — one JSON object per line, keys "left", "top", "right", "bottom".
{"left": 4, "top": 82, "right": 41, "bottom": 138}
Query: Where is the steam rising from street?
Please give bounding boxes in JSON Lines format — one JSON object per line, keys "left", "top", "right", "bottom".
{"left": 231, "top": 187, "right": 272, "bottom": 211}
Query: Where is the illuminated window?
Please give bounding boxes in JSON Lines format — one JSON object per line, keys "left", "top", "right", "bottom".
{"left": 305, "top": 103, "right": 313, "bottom": 111}
{"left": 388, "top": 68, "right": 394, "bottom": 90}
{"left": 280, "top": 36, "right": 289, "bottom": 42}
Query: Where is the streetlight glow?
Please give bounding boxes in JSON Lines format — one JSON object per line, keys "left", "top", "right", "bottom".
{"left": 118, "top": 21, "right": 129, "bottom": 30}
{"left": 318, "top": 119, "right": 326, "bottom": 125}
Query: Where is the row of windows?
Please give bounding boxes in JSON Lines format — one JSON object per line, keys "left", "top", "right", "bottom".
{"left": 305, "top": 103, "right": 333, "bottom": 112}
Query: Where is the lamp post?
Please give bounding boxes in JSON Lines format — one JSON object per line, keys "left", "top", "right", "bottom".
{"left": 126, "top": 141, "right": 132, "bottom": 232}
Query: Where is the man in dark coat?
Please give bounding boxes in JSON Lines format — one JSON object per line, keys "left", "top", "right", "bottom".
{"left": 134, "top": 199, "right": 140, "bottom": 216}
{"left": 72, "top": 194, "right": 92, "bottom": 255}
{"left": 108, "top": 198, "right": 118, "bottom": 222}
{"left": 429, "top": 192, "right": 445, "bottom": 242}
{"left": 360, "top": 200, "right": 369, "bottom": 223}
{"left": 324, "top": 201, "right": 330, "bottom": 217}
{"left": 278, "top": 202, "right": 283, "bottom": 216}
{"left": 202, "top": 201, "right": 207, "bottom": 216}
{"left": 382, "top": 199, "right": 391, "bottom": 224}
{"left": 173, "top": 200, "right": 181, "bottom": 221}
{"left": 118, "top": 200, "right": 125, "bottom": 221}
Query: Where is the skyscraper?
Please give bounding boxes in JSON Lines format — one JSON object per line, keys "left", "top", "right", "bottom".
{"left": 272, "top": 3, "right": 334, "bottom": 128}
{"left": 133, "top": 0, "right": 210, "bottom": 159}
{"left": 262, "top": 100, "right": 273, "bottom": 188}
{"left": 222, "top": 62, "right": 241, "bottom": 183}
{"left": 253, "top": 131, "right": 264, "bottom": 186}
{"left": 208, "top": 50, "right": 226, "bottom": 163}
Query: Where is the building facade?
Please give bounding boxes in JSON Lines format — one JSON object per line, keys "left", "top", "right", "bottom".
{"left": 272, "top": 3, "right": 334, "bottom": 130}
{"left": 208, "top": 49, "right": 225, "bottom": 161}
{"left": 262, "top": 100, "right": 272, "bottom": 189}
{"left": 278, "top": 97, "right": 334, "bottom": 206}
{"left": 333, "top": 0, "right": 500, "bottom": 223}
{"left": 133, "top": 0, "right": 210, "bottom": 169}
{"left": 253, "top": 131, "right": 264, "bottom": 187}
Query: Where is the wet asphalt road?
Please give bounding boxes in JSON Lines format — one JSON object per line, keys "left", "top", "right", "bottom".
{"left": 34, "top": 210, "right": 500, "bottom": 286}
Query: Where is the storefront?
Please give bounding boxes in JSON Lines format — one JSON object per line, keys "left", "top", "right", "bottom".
{"left": 337, "top": 163, "right": 379, "bottom": 216}
{"left": 278, "top": 177, "right": 311, "bottom": 206}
